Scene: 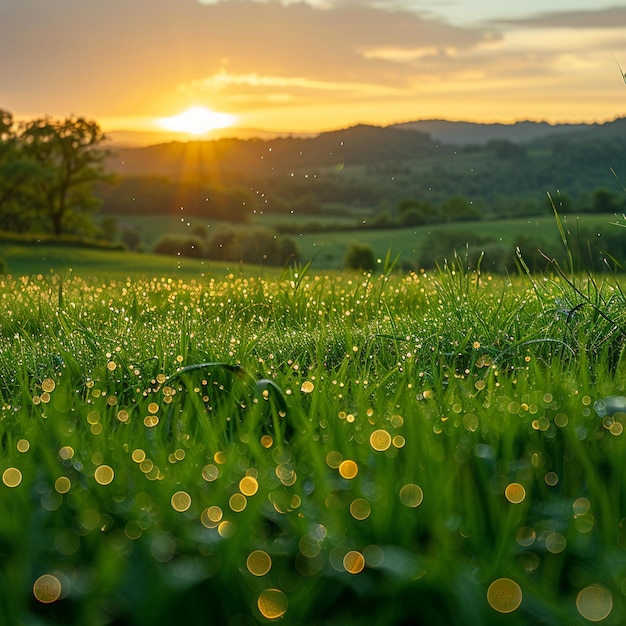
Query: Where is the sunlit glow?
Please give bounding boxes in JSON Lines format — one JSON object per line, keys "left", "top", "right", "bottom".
{"left": 158, "top": 106, "right": 235, "bottom": 135}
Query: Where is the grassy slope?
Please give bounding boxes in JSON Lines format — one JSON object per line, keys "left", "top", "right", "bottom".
{"left": 0, "top": 242, "right": 269, "bottom": 281}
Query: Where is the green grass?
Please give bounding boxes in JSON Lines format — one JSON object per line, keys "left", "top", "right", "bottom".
{"left": 1, "top": 257, "right": 626, "bottom": 624}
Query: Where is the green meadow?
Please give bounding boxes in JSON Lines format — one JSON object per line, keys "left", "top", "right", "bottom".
{"left": 2, "top": 245, "right": 626, "bottom": 624}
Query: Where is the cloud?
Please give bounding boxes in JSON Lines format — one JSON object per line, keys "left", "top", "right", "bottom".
{"left": 1, "top": 0, "right": 498, "bottom": 115}
{"left": 494, "top": 5, "right": 626, "bottom": 28}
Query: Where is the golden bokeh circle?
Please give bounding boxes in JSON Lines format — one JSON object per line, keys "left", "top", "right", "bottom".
{"left": 171, "top": 490, "right": 192, "bottom": 512}
{"left": 54, "top": 476, "right": 71, "bottom": 494}
{"left": 399, "top": 483, "right": 423, "bottom": 507}
{"left": 349, "top": 498, "right": 371, "bottom": 520}
{"left": 545, "top": 532, "right": 566, "bottom": 554}
{"left": 239, "top": 476, "right": 259, "bottom": 496}
{"left": 94, "top": 465, "right": 114, "bottom": 485}
{"left": 576, "top": 585, "right": 613, "bottom": 622}
{"left": 343, "top": 551, "right": 366, "bottom": 574}
{"left": 201, "top": 464, "right": 219, "bottom": 482}
{"left": 369, "top": 429, "right": 392, "bottom": 452}
{"left": 504, "top": 483, "right": 526, "bottom": 504}
{"left": 338, "top": 460, "right": 358, "bottom": 479}
{"left": 487, "top": 578, "right": 522, "bottom": 613}
{"left": 2, "top": 467, "right": 22, "bottom": 488}
{"left": 247, "top": 550, "right": 272, "bottom": 576}
{"left": 17, "top": 439, "right": 30, "bottom": 453}
{"left": 143, "top": 415, "right": 159, "bottom": 428}
{"left": 229, "top": 493, "right": 247, "bottom": 512}
{"left": 33, "top": 574, "right": 62, "bottom": 604}
{"left": 258, "top": 588, "right": 288, "bottom": 619}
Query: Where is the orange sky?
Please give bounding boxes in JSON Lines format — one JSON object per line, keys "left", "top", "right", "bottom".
{"left": 3, "top": 0, "right": 626, "bottom": 140}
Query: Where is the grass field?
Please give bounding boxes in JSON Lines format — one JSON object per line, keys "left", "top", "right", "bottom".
{"left": 1, "top": 247, "right": 626, "bottom": 624}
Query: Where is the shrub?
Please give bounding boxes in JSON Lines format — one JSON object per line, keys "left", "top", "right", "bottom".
{"left": 153, "top": 234, "right": 205, "bottom": 258}
{"left": 345, "top": 241, "right": 376, "bottom": 271}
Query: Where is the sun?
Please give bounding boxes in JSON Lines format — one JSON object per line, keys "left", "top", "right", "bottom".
{"left": 158, "top": 106, "right": 236, "bottom": 136}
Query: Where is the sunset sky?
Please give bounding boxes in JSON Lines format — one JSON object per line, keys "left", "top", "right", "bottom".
{"left": 3, "top": 0, "right": 626, "bottom": 139}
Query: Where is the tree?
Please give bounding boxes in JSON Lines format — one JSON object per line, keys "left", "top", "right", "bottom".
{"left": 19, "top": 116, "right": 112, "bottom": 236}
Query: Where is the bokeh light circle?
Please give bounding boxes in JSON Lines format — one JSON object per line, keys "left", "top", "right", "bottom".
{"left": 399, "top": 483, "right": 423, "bottom": 507}
{"left": 504, "top": 483, "right": 526, "bottom": 504}
{"left": 370, "top": 429, "right": 392, "bottom": 451}
{"left": 2, "top": 467, "right": 22, "bottom": 487}
{"left": 257, "top": 588, "right": 288, "bottom": 619}
{"left": 487, "top": 578, "right": 522, "bottom": 613}
{"left": 343, "top": 551, "right": 366, "bottom": 574}
{"left": 338, "top": 460, "right": 358, "bottom": 479}
{"left": 33, "top": 574, "right": 62, "bottom": 604}
{"left": 171, "top": 490, "right": 192, "bottom": 512}
{"left": 247, "top": 550, "right": 272, "bottom": 576}
{"left": 576, "top": 585, "right": 613, "bottom": 621}
{"left": 94, "top": 465, "right": 114, "bottom": 485}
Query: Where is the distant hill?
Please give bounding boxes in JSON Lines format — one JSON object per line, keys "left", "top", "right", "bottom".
{"left": 105, "top": 124, "right": 440, "bottom": 179}
{"left": 389, "top": 119, "right": 610, "bottom": 145}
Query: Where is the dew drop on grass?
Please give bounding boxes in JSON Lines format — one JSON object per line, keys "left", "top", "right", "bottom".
{"left": 16, "top": 439, "right": 29, "bottom": 453}
{"left": 94, "top": 465, "right": 114, "bottom": 486}
{"left": 487, "top": 578, "right": 522, "bottom": 613}
{"left": 143, "top": 415, "right": 159, "bottom": 428}
{"left": 505, "top": 483, "right": 526, "bottom": 504}
{"left": 399, "top": 483, "right": 423, "bottom": 507}
{"left": 257, "top": 588, "right": 288, "bottom": 619}
{"left": 261, "top": 435, "right": 273, "bottom": 448}
{"left": 576, "top": 585, "right": 613, "bottom": 621}
{"left": 2, "top": 467, "right": 22, "bottom": 487}
{"left": 370, "top": 429, "right": 392, "bottom": 451}
{"left": 300, "top": 381, "right": 314, "bottom": 393}
{"left": 33, "top": 574, "right": 62, "bottom": 604}
{"left": 247, "top": 550, "right": 272, "bottom": 576}
{"left": 41, "top": 378, "right": 56, "bottom": 393}
{"left": 171, "top": 490, "right": 192, "bottom": 512}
